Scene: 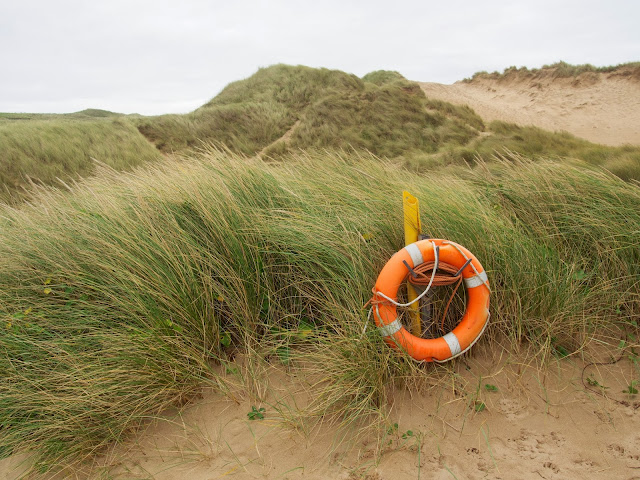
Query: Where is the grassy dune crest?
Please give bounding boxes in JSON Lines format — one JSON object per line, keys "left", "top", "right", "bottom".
{"left": 0, "top": 118, "right": 161, "bottom": 203}
{"left": 136, "top": 64, "right": 481, "bottom": 158}
{"left": 136, "top": 64, "right": 368, "bottom": 153}
{"left": 465, "top": 61, "right": 640, "bottom": 82}
{"left": 428, "top": 121, "right": 640, "bottom": 180}
{"left": 0, "top": 149, "right": 638, "bottom": 471}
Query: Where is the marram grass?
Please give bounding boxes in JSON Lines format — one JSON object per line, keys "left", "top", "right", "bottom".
{"left": 0, "top": 148, "right": 638, "bottom": 473}
{"left": 0, "top": 117, "right": 161, "bottom": 204}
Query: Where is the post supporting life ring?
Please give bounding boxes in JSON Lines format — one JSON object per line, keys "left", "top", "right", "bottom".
{"left": 371, "top": 239, "right": 490, "bottom": 362}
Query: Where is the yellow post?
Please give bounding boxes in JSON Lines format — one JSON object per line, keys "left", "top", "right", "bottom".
{"left": 403, "top": 191, "right": 422, "bottom": 336}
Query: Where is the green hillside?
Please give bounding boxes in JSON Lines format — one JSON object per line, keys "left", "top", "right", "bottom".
{"left": 2, "top": 63, "right": 640, "bottom": 204}
{"left": 0, "top": 117, "right": 161, "bottom": 203}
{"left": 136, "top": 64, "right": 480, "bottom": 158}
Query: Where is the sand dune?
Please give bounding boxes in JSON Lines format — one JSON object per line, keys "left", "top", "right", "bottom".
{"left": 2, "top": 67, "right": 639, "bottom": 480}
{"left": 419, "top": 70, "right": 640, "bottom": 146}
{"left": 10, "top": 345, "right": 633, "bottom": 480}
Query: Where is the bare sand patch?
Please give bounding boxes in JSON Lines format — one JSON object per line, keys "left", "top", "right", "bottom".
{"left": 418, "top": 72, "right": 640, "bottom": 146}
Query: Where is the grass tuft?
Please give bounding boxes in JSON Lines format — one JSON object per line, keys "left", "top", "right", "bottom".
{"left": 464, "top": 61, "right": 640, "bottom": 82}
{"left": 0, "top": 117, "right": 161, "bottom": 204}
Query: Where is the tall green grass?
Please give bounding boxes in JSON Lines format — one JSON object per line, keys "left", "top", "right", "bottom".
{"left": 284, "top": 81, "right": 478, "bottom": 158}
{"left": 0, "top": 117, "right": 161, "bottom": 203}
{"left": 1, "top": 148, "right": 638, "bottom": 473}
{"left": 422, "top": 121, "right": 640, "bottom": 180}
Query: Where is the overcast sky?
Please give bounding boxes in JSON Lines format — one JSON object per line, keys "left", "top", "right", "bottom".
{"left": 1, "top": 0, "right": 638, "bottom": 115}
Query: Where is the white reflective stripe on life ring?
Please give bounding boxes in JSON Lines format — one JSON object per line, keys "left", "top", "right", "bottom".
{"left": 443, "top": 332, "right": 462, "bottom": 356}
{"left": 404, "top": 243, "right": 424, "bottom": 268}
{"left": 378, "top": 318, "right": 402, "bottom": 337}
{"left": 464, "top": 271, "right": 488, "bottom": 289}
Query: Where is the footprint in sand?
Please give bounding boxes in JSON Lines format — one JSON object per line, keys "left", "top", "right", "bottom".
{"left": 608, "top": 442, "right": 640, "bottom": 462}
{"left": 572, "top": 457, "right": 600, "bottom": 469}
{"left": 608, "top": 443, "right": 626, "bottom": 457}
{"left": 507, "top": 429, "right": 567, "bottom": 460}
{"left": 498, "top": 398, "right": 528, "bottom": 420}
{"left": 543, "top": 461, "right": 560, "bottom": 474}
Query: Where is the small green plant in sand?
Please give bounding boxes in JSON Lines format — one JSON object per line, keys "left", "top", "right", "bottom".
{"left": 401, "top": 429, "right": 414, "bottom": 440}
{"left": 623, "top": 381, "right": 639, "bottom": 395}
{"left": 474, "top": 401, "right": 487, "bottom": 412}
{"left": 247, "top": 406, "right": 266, "bottom": 421}
{"left": 551, "top": 337, "right": 570, "bottom": 358}
{"left": 400, "top": 429, "right": 424, "bottom": 479}
{"left": 220, "top": 331, "right": 232, "bottom": 348}
{"left": 586, "top": 375, "right": 608, "bottom": 390}
{"left": 276, "top": 345, "right": 292, "bottom": 365}
{"left": 627, "top": 349, "right": 640, "bottom": 367}
{"left": 383, "top": 424, "right": 423, "bottom": 453}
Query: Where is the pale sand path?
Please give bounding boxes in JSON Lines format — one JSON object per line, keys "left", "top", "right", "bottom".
{"left": 418, "top": 72, "right": 640, "bottom": 146}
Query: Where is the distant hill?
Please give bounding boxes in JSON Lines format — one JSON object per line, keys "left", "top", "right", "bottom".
{"left": 135, "top": 64, "right": 483, "bottom": 159}
{"left": 71, "top": 108, "right": 121, "bottom": 118}
{"left": 0, "top": 108, "right": 121, "bottom": 122}
{"left": 1, "top": 63, "right": 639, "bottom": 203}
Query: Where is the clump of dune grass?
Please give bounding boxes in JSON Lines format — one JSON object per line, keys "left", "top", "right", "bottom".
{"left": 0, "top": 147, "right": 638, "bottom": 474}
{"left": 407, "top": 121, "right": 640, "bottom": 181}
{"left": 424, "top": 98, "right": 485, "bottom": 132}
{"left": 481, "top": 122, "right": 640, "bottom": 181}
{"left": 464, "top": 61, "right": 640, "bottom": 82}
{"left": 0, "top": 117, "right": 161, "bottom": 204}
{"left": 361, "top": 70, "right": 406, "bottom": 85}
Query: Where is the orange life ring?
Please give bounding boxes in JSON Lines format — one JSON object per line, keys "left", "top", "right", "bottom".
{"left": 371, "top": 239, "right": 490, "bottom": 362}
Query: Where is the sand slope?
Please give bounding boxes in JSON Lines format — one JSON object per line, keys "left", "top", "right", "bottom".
{"left": 95, "top": 348, "right": 639, "bottom": 480}
{"left": 419, "top": 71, "right": 640, "bottom": 146}
{"left": 3, "top": 346, "right": 637, "bottom": 480}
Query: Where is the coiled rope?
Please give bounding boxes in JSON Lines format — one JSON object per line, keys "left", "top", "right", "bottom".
{"left": 367, "top": 242, "right": 467, "bottom": 335}
{"left": 406, "top": 259, "right": 464, "bottom": 333}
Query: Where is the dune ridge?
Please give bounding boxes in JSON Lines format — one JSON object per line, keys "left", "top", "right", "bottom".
{"left": 419, "top": 67, "right": 640, "bottom": 146}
